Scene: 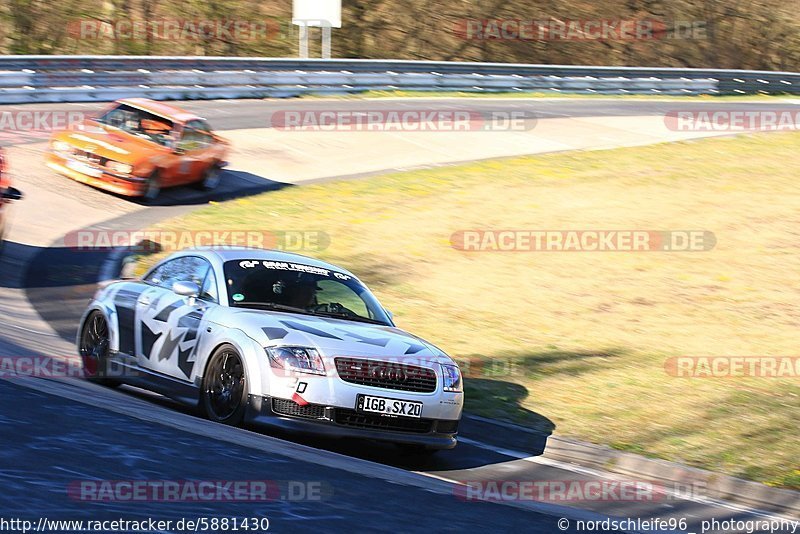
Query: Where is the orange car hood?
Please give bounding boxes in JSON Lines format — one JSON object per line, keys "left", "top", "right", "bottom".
{"left": 57, "top": 122, "right": 170, "bottom": 163}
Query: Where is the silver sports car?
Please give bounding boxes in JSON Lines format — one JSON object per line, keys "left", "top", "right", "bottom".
{"left": 78, "top": 247, "right": 463, "bottom": 450}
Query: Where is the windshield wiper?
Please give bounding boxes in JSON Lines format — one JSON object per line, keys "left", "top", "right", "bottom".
{"left": 231, "top": 302, "right": 307, "bottom": 314}
{"left": 232, "top": 302, "right": 389, "bottom": 325}
{"left": 307, "top": 310, "right": 387, "bottom": 325}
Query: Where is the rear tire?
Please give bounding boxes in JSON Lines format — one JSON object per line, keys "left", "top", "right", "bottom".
{"left": 200, "top": 344, "right": 249, "bottom": 426}
{"left": 196, "top": 163, "right": 222, "bottom": 191}
{"left": 78, "top": 311, "right": 120, "bottom": 388}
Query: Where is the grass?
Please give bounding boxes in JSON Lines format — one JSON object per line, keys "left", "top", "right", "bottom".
{"left": 140, "top": 132, "right": 800, "bottom": 489}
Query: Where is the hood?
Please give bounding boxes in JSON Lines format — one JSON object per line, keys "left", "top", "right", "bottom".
{"left": 56, "top": 121, "right": 167, "bottom": 164}
{"left": 222, "top": 309, "right": 453, "bottom": 366}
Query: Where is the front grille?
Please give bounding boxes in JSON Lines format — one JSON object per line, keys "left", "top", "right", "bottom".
{"left": 271, "top": 398, "right": 326, "bottom": 419}
{"left": 335, "top": 357, "right": 437, "bottom": 393}
{"left": 333, "top": 408, "right": 433, "bottom": 434}
{"left": 72, "top": 149, "right": 107, "bottom": 166}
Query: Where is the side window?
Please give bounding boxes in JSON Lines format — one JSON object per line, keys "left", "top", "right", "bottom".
{"left": 316, "top": 280, "right": 369, "bottom": 317}
{"left": 178, "top": 127, "right": 212, "bottom": 151}
{"left": 144, "top": 257, "right": 210, "bottom": 290}
{"left": 189, "top": 119, "right": 212, "bottom": 132}
{"left": 200, "top": 268, "right": 219, "bottom": 303}
{"left": 144, "top": 262, "right": 168, "bottom": 286}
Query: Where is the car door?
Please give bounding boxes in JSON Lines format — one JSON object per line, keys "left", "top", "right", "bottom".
{"left": 135, "top": 256, "right": 216, "bottom": 381}
{"left": 174, "top": 121, "right": 214, "bottom": 185}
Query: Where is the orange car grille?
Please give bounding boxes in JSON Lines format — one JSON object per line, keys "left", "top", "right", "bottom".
{"left": 71, "top": 149, "right": 106, "bottom": 166}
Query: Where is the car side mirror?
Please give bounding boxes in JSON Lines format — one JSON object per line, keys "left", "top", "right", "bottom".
{"left": 1, "top": 187, "right": 22, "bottom": 201}
{"left": 173, "top": 281, "right": 200, "bottom": 299}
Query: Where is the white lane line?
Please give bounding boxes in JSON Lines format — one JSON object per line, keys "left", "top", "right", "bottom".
{"left": 0, "top": 321, "right": 61, "bottom": 337}
{"left": 409, "top": 467, "right": 645, "bottom": 533}
{"left": 458, "top": 437, "right": 798, "bottom": 524}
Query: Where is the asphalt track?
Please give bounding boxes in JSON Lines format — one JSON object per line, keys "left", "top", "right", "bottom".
{"left": 1, "top": 98, "right": 798, "bottom": 533}
{"left": 5, "top": 97, "right": 800, "bottom": 135}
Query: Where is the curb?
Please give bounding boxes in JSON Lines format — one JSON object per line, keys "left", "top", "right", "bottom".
{"left": 462, "top": 414, "right": 800, "bottom": 518}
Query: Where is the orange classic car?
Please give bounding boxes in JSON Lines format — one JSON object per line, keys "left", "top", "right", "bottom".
{"left": 46, "top": 98, "right": 229, "bottom": 201}
{"left": 0, "top": 148, "right": 23, "bottom": 251}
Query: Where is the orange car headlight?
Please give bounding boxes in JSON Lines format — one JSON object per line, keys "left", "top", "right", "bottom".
{"left": 106, "top": 161, "right": 133, "bottom": 175}
{"left": 51, "top": 141, "right": 71, "bottom": 152}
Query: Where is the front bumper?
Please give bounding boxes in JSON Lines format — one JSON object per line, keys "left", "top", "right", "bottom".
{"left": 245, "top": 395, "right": 459, "bottom": 449}
{"left": 45, "top": 153, "right": 148, "bottom": 197}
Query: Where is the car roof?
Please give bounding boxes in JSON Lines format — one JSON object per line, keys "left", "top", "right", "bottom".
{"left": 175, "top": 247, "right": 359, "bottom": 278}
{"left": 117, "top": 98, "right": 204, "bottom": 124}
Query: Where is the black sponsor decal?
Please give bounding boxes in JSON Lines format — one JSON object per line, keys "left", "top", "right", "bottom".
{"left": 157, "top": 330, "right": 183, "bottom": 362}
{"left": 153, "top": 299, "right": 182, "bottom": 322}
{"left": 404, "top": 343, "right": 426, "bottom": 355}
{"left": 262, "top": 327, "right": 288, "bottom": 340}
{"left": 279, "top": 320, "right": 342, "bottom": 340}
{"left": 335, "top": 329, "right": 390, "bottom": 347}
{"left": 177, "top": 345, "right": 194, "bottom": 379}
{"left": 140, "top": 321, "right": 162, "bottom": 360}
{"left": 113, "top": 287, "right": 145, "bottom": 356}
{"left": 176, "top": 310, "right": 204, "bottom": 378}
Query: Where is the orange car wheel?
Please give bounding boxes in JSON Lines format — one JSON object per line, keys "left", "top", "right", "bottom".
{"left": 196, "top": 163, "right": 222, "bottom": 191}
{"left": 142, "top": 171, "right": 161, "bottom": 202}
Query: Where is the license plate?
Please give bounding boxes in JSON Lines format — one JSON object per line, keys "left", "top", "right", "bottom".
{"left": 357, "top": 394, "right": 423, "bottom": 418}
{"left": 66, "top": 159, "right": 103, "bottom": 178}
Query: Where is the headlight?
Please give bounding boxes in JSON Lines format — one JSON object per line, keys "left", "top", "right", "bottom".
{"left": 266, "top": 346, "right": 325, "bottom": 376}
{"left": 106, "top": 161, "right": 133, "bottom": 174}
{"left": 441, "top": 363, "right": 462, "bottom": 392}
{"left": 52, "top": 140, "right": 70, "bottom": 152}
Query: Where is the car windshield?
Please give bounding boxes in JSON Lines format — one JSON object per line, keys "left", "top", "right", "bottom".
{"left": 222, "top": 259, "right": 392, "bottom": 326}
{"left": 96, "top": 103, "right": 175, "bottom": 146}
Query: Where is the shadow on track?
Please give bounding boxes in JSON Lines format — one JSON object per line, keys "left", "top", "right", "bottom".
{"left": 113, "top": 378, "right": 555, "bottom": 474}
{"left": 86, "top": 169, "right": 291, "bottom": 207}
{"left": 132, "top": 170, "right": 291, "bottom": 207}
{"left": 14, "top": 169, "right": 290, "bottom": 340}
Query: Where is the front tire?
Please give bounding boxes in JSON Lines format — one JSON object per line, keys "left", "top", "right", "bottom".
{"left": 142, "top": 171, "right": 161, "bottom": 203}
{"left": 78, "top": 311, "right": 120, "bottom": 387}
{"left": 201, "top": 344, "right": 249, "bottom": 426}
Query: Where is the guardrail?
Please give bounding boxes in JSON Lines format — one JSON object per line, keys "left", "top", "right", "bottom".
{"left": 0, "top": 55, "right": 798, "bottom": 103}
